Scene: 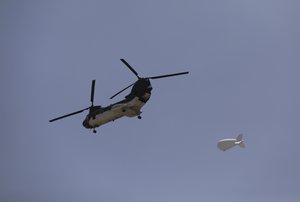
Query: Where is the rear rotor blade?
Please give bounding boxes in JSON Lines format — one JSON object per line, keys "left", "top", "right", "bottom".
{"left": 49, "top": 107, "right": 89, "bottom": 122}
{"left": 148, "top": 71, "right": 189, "bottom": 79}
{"left": 120, "top": 59, "right": 140, "bottom": 78}
{"left": 110, "top": 82, "right": 135, "bottom": 99}
{"left": 90, "top": 80, "right": 95, "bottom": 105}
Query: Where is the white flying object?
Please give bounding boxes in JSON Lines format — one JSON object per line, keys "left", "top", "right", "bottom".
{"left": 217, "top": 134, "right": 245, "bottom": 151}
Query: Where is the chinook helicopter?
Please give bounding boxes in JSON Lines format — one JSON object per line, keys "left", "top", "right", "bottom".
{"left": 49, "top": 59, "right": 189, "bottom": 133}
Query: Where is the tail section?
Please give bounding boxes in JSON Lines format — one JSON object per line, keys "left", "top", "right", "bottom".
{"left": 236, "top": 134, "right": 245, "bottom": 148}
{"left": 239, "top": 141, "right": 246, "bottom": 148}
{"left": 236, "top": 134, "right": 243, "bottom": 141}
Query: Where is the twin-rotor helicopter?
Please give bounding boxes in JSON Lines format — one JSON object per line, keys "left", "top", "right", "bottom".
{"left": 49, "top": 59, "right": 189, "bottom": 133}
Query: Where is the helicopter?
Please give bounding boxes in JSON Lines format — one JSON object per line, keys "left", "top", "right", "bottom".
{"left": 49, "top": 59, "right": 189, "bottom": 133}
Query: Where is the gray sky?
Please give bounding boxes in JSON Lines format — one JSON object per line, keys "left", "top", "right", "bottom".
{"left": 1, "top": 0, "right": 300, "bottom": 201}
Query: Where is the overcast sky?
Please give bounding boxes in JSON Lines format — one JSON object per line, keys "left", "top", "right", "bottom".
{"left": 1, "top": 0, "right": 300, "bottom": 202}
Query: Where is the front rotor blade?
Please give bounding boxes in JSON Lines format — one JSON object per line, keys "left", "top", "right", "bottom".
{"left": 49, "top": 107, "right": 89, "bottom": 122}
{"left": 110, "top": 82, "right": 135, "bottom": 99}
{"left": 148, "top": 71, "right": 189, "bottom": 79}
{"left": 90, "top": 80, "right": 95, "bottom": 105}
{"left": 120, "top": 59, "right": 139, "bottom": 78}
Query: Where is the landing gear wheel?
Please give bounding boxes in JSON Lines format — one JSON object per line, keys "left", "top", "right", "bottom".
{"left": 138, "top": 115, "right": 142, "bottom": 119}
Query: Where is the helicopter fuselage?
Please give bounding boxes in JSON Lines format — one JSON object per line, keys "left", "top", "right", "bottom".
{"left": 83, "top": 78, "right": 152, "bottom": 129}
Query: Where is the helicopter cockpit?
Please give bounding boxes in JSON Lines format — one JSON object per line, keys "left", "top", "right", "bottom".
{"left": 82, "top": 105, "right": 103, "bottom": 128}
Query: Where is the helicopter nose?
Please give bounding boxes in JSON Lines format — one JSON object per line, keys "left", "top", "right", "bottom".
{"left": 82, "top": 118, "right": 91, "bottom": 128}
